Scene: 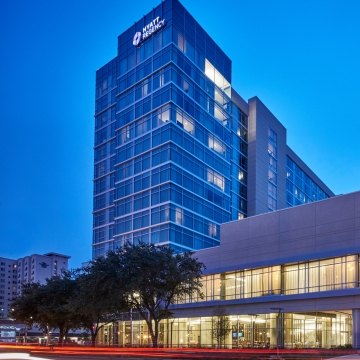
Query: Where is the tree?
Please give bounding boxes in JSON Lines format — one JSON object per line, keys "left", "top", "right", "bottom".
{"left": 12, "top": 275, "right": 77, "bottom": 346}
{"left": 110, "top": 243, "right": 205, "bottom": 347}
{"left": 68, "top": 259, "right": 127, "bottom": 347}
{"left": 41, "top": 274, "right": 78, "bottom": 345}
{"left": 212, "top": 307, "right": 232, "bottom": 348}
{"left": 12, "top": 282, "right": 42, "bottom": 329}
{"left": 13, "top": 243, "right": 204, "bottom": 348}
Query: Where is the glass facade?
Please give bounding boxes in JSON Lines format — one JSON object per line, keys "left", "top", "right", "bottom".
{"left": 99, "top": 311, "right": 352, "bottom": 349}
{"left": 177, "top": 254, "right": 358, "bottom": 304}
{"left": 286, "top": 157, "right": 329, "bottom": 207}
{"left": 93, "top": 0, "right": 333, "bottom": 257}
{"left": 97, "top": 253, "right": 357, "bottom": 349}
{"left": 93, "top": 0, "right": 247, "bottom": 257}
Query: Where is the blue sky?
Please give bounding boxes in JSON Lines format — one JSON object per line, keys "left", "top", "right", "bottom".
{"left": 1, "top": 0, "right": 359, "bottom": 268}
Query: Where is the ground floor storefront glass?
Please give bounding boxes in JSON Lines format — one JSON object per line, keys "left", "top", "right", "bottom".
{"left": 99, "top": 311, "right": 352, "bottom": 348}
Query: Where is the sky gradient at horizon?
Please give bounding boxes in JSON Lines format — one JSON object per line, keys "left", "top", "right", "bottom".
{"left": 0, "top": 0, "right": 359, "bottom": 268}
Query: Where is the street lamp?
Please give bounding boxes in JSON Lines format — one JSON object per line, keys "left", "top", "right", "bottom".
{"left": 270, "top": 307, "right": 284, "bottom": 359}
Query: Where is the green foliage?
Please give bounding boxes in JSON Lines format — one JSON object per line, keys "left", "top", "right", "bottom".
{"left": 67, "top": 257, "right": 127, "bottom": 346}
{"left": 11, "top": 243, "right": 205, "bottom": 348}
{"left": 12, "top": 282, "right": 42, "bottom": 328}
{"left": 12, "top": 274, "right": 77, "bottom": 345}
{"left": 113, "top": 243, "right": 205, "bottom": 347}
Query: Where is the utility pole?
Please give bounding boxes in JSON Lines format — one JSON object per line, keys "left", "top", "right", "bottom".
{"left": 270, "top": 307, "right": 284, "bottom": 359}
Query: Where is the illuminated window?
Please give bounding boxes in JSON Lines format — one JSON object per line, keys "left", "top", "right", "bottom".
{"left": 204, "top": 59, "right": 215, "bottom": 82}
{"left": 164, "top": 206, "right": 170, "bottom": 222}
{"left": 183, "top": 79, "right": 189, "bottom": 93}
{"left": 208, "top": 223, "right": 217, "bottom": 237}
{"left": 205, "top": 59, "right": 231, "bottom": 97}
{"left": 238, "top": 212, "right": 245, "bottom": 220}
{"left": 175, "top": 207, "right": 183, "bottom": 225}
{"left": 268, "top": 143, "right": 276, "bottom": 158}
{"left": 207, "top": 169, "right": 225, "bottom": 191}
{"left": 120, "top": 125, "right": 131, "bottom": 144}
{"left": 177, "top": 30, "right": 184, "bottom": 51}
{"left": 159, "top": 73, "right": 164, "bottom": 87}
{"left": 162, "top": 108, "right": 170, "bottom": 122}
{"left": 176, "top": 111, "right": 194, "bottom": 134}
{"left": 142, "top": 79, "right": 150, "bottom": 96}
{"left": 208, "top": 135, "right": 225, "bottom": 156}
{"left": 156, "top": 106, "right": 170, "bottom": 124}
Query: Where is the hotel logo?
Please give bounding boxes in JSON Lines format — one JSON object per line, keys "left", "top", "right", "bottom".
{"left": 133, "top": 16, "right": 166, "bottom": 47}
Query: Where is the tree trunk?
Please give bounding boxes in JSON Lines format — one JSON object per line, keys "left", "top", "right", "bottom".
{"left": 138, "top": 310, "right": 160, "bottom": 348}
{"left": 46, "top": 325, "right": 50, "bottom": 346}
{"left": 58, "top": 326, "right": 64, "bottom": 346}
{"left": 91, "top": 329, "right": 97, "bottom": 347}
{"left": 151, "top": 320, "right": 159, "bottom": 348}
{"left": 145, "top": 317, "right": 156, "bottom": 348}
{"left": 64, "top": 325, "right": 70, "bottom": 345}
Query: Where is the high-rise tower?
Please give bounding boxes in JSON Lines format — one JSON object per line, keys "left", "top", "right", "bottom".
{"left": 93, "top": 0, "right": 333, "bottom": 258}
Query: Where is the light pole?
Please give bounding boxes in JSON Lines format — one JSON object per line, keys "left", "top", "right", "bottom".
{"left": 270, "top": 307, "right": 283, "bottom": 359}
{"left": 25, "top": 316, "right": 33, "bottom": 344}
{"left": 248, "top": 314, "right": 258, "bottom": 347}
{"left": 130, "top": 307, "right": 133, "bottom": 347}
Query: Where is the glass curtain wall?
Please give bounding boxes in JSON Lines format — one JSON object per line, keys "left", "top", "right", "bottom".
{"left": 99, "top": 312, "right": 352, "bottom": 349}
{"left": 286, "top": 157, "right": 329, "bottom": 207}
{"left": 94, "top": 0, "right": 248, "bottom": 257}
{"left": 177, "top": 255, "right": 358, "bottom": 304}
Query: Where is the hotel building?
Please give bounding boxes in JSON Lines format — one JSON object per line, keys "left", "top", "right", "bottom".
{"left": 0, "top": 252, "right": 69, "bottom": 321}
{"left": 93, "top": 0, "right": 333, "bottom": 258}
{"left": 93, "top": 0, "right": 360, "bottom": 349}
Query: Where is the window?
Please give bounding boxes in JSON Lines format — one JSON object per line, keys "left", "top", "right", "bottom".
{"left": 268, "top": 128, "right": 277, "bottom": 143}
{"left": 204, "top": 59, "right": 231, "bottom": 97}
{"left": 238, "top": 171, "right": 244, "bottom": 181}
{"left": 214, "top": 105, "right": 227, "bottom": 123}
{"left": 175, "top": 207, "right": 183, "bottom": 225}
{"left": 268, "top": 169, "right": 277, "bottom": 184}
{"left": 286, "top": 156, "right": 329, "bottom": 207}
{"left": 268, "top": 197, "right": 277, "bottom": 211}
{"left": 268, "top": 143, "right": 277, "bottom": 158}
{"left": 207, "top": 169, "right": 225, "bottom": 191}
{"left": 208, "top": 223, "right": 217, "bottom": 238}
{"left": 120, "top": 125, "right": 131, "bottom": 144}
{"left": 268, "top": 128, "right": 278, "bottom": 211}
{"left": 208, "top": 134, "right": 225, "bottom": 156}
{"left": 268, "top": 182, "right": 277, "bottom": 199}
{"left": 176, "top": 111, "right": 194, "bottom": 134}
{"left": 133, "top": 210, "right": 149, "bottom": 230}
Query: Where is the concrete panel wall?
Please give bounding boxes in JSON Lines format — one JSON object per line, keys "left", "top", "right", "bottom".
{"left": 195, "top": 191, "right": 360, "bottom": 275}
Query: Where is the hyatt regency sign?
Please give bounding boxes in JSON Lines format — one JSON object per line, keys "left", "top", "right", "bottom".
{"left": 133, "top": 16, "right": 166, "bottom": 47}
